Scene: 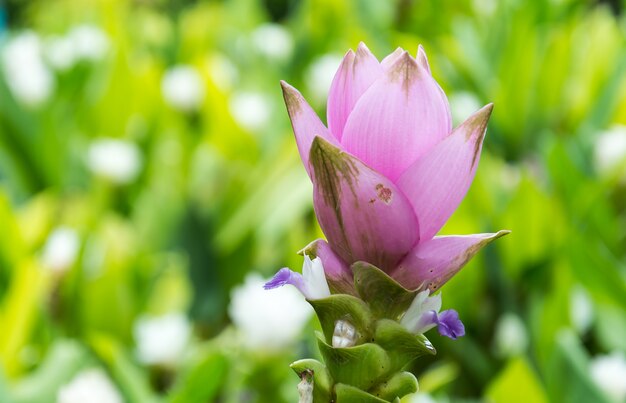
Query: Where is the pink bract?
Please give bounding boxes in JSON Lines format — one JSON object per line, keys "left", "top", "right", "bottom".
{"left": 282, "top": 42, "right": 509, "bottom": 291}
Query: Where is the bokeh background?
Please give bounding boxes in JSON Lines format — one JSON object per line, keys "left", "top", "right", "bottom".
{"left": 1, "top": 0, "right": 626, "bottom": 402}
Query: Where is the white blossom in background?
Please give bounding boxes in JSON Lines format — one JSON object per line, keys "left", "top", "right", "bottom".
{"left": 41, "top": 227, "right": 80, "bottom": 273}
{"left": 45, "top": 24, "right": 109, "bottom": 71}
{"left": 45, "top": 35, "right": 76, "bottom": 71}
{"left": 449, "top": 91, "right": 482, "bottom": 126}
{"left": 1, "top": 31, "right": 55, "bottom": 106}
{"left": 229, "top": 273, "right": 312, "bottom": 350}
{"left": 206, "top": 53, "right": 238, "bottom": 92}
{"left": 472, "top": 0, "right": 497, "bottom": 16}
{"left": 67, "top": 24, "right": 109, "bottom": 62}
{"left": 594, "top": 125, "right": 626, "bottom": 177}
{"left": 408, "top": 392, "right": 438, "bottom": 403}
{"left": 494, "top": 313, "right": 528, "bottom": 357}
{"left": 134, "top": 313, "right": 191, "bottom": 366}
{"left": 590, "top": 351, "right": 626, "bottom": 403}
{"left": 57, "top": 368, "right": 123, "bottom": 403}
{"left": 87, "top": 138, "right": 142, "bottom": 184}
{"left": 305, "top": 54, "right": 343, "bottom": 105}
{"left": 569, "top": 285, "right": 594, "bottom": 334}
{"left": 161, "top": 65, "right": 206, "bottom": 112}
{"left": 251, "top": 23, "right": 294, "bottom": 61}
{"left": 228, "top": 91, "right": 272, "bottom": 132}
{"left": 499, "top": 162, "right": 522, "bottom": 191}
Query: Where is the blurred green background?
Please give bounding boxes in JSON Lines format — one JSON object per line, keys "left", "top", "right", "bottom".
{"left": 1, "top": 0, "right": 626, "bottom": 402}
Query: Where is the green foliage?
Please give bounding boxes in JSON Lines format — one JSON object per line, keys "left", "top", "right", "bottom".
{"left": 1, "top": 0, "right": 626, "bottom": 401}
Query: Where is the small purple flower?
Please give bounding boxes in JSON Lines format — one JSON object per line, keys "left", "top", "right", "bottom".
{"left": 264, "top": 256, "right": 330, "bottom": 300}
{"left": 400, "top": 290, "right": 464, "bottom": 340}
{"left": 264, "top": 267, "right": 305, "bottom": 291}
{"left": 436, "top": 309, "right": 465, "bottom": 340}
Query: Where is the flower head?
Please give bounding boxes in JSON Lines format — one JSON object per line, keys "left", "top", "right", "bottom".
{"left": 280, "top": 43, "right": 509, "bottom": 291}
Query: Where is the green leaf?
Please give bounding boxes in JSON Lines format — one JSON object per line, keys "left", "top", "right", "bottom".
{"left": 309, "top": 294, "right": 375, "bottom": 345}
{"left": 334, "top": 383, "right": 389, "bottom": 403}
{"left": 374, "top": 319, "right": 436, "bottom": 372}
{"left": 545, "top": 330, "right": 610, "bottom": 403}
{"left": 317, "top": 335, "right": 391, "bottom": 391}
{"left": 352, "top": 262, "right": 418, "bottom": 319}
{"left": 486, "top": 357, "right": 548, "bottom": 403}
{"left": 11, "top": 340, "right": 93, "bottom": 403}
{"left": 168, "top": 349, "right": 228, "bottom": 403}
{"left": 89, "top": 334, "right": 159, "bottom": 403}
{"left": 370, "top": 371, "right": 418, "bottom": 401}
{"left": 290, "top": 359, "right": 332, "bottom": 403}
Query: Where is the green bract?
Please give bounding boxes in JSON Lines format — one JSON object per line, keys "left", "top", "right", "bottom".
{"left": 291, "top": 262, "right": 435, "bottom": 402}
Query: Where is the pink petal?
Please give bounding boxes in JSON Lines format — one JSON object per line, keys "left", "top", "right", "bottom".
{"left": 397, "top": 104, "right": 493, "bottom": 240}
{"left": 327, "top": 43, "right": 383, "bottom": 141}
{"left": 341, "top": 52, "right": 452, "bottom": 182}
{"left": 391, "top": 231, "right": 510, "bottom": 291}
{"left": 299, "top": 239, "right": 354, "bottom": 294}
{"left": 381, "top": 47, "right": 403, "bottom": 69}
{"left": 309, "top": 136, "right": 419, "bottom": 272}
{"left": 417, "top": 45, "right": 431, "bottom": 74}
{"left": 281, "top": 81, "right": 340, "bottom": 178}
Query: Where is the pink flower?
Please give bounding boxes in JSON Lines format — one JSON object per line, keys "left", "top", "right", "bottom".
{"left": 281, "top": 43, "right": 509, "bottom": 292}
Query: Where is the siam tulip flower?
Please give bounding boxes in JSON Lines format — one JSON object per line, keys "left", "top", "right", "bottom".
{"left": 279, "top": 42, "right": 509, "bottom": 293}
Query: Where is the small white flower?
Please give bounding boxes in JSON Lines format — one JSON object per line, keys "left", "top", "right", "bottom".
{"left": 408, "top": 393, "right": 438, "bottom": 403}
{"left": 206, "top": 53, "right": 238, "bottom": 92}
{"left": 87, "top": 138, "right": 142, "bottom": 184}
{"left": 301, "top": 255, "right": 331, "bottom": 300}
{"left": 251, "top": 24, "right": 294, "bottom": 61}
{"left": 228, "top": 91, "right": 272, "bottom": 132}
{"left": 229, "top": 274, "right": 312, "bottom": 350}
{"left": 494, "top": 313, "right": 528, "bottom": 357}
{"left": 305, "top": 54, "right": 343, "bottom": 105}
{"left": 401, "top": 290, "right": 442, "bottom": 334}
{"left": 590, "top": 351, "right": 626, "bottom": 403}
{"left": 569, "top": 285, "right": 594, "bottom": 334}
{"left": 41, "top": 227, "right": 80, "bottom": 273}
{"left": 161, "top": 65, "right": 205, "bottom": 112}
{"left": 332, "top": 320, "right": 357, "bottom": 348}
{"left": 1, "top": 31, "right": 55, "bottom": 106}
{"left": 45, "top": 35, "right": 76, "bottom": 71}
{"left": 134, "top": 313, "right": 191, "bottom": 366}
{"left": 57, "top": 368, "right": 123, "bottom": 403}
{"left": 67, "top": 24, "right": 109, "bottom": 62}
{"left": 594, "top": 125, "right": 626, "bottom": 177}
{"left": 472, "top": 0, "right": 497, "bottom": 16}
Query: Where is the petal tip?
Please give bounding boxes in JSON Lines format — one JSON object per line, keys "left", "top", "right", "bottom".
{"left": 387, "top": 51, "right": 420, "bottom": 84}
{"left": 462, "top": 103, "right": 494, "bottom": 143}
{"left": 280, "top": 80, "right": 303, "bottom": 115}
{"left": 416, "top": 44, "right": 431, "bottom": 73}
{"left": 495, "top": 229, "right": 511, "bottom": 238}
{"left": 263, "top": 267, "right": 292, "bottom": 289}
{"left": 355, "top": 42, "right": 379, "bottom": 63}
